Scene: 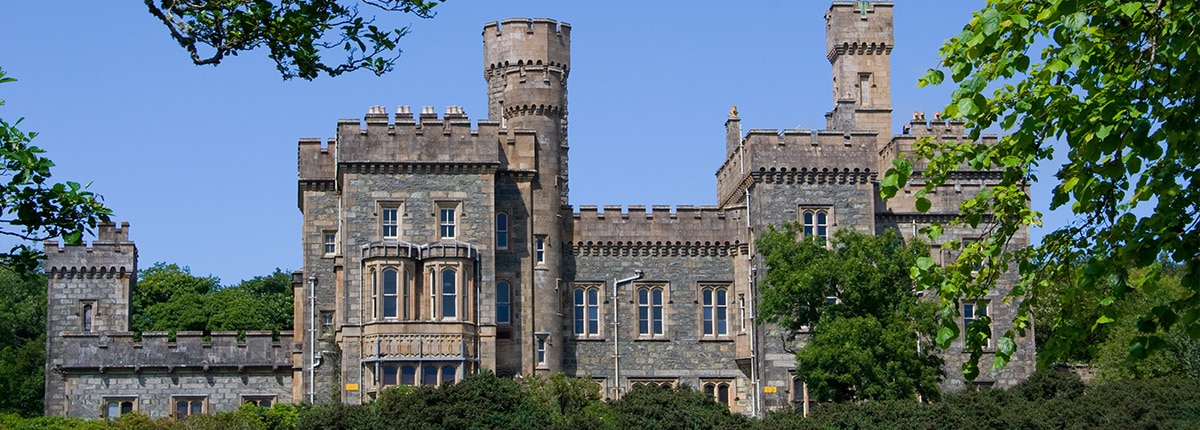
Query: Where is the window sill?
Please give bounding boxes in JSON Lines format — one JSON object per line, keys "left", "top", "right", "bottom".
{"left": 634, "top": 337, "right": 670, "bottom": 342}
{"left": 572, "top": 336, "right": 606, "bottom": 342}
{"left": 699, "top": 337, "right": 734, "bottom": 343}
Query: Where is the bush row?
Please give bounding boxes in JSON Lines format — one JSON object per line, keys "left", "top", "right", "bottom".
{"left": 4, "top": 371, "right": 1197, "bottom": 430}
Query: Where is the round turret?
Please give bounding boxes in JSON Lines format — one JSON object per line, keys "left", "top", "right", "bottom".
{"left": 482, "top": 18, "right": 571, "bottom": 122}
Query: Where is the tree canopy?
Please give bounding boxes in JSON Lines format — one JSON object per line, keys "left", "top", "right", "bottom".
{"left": 882, "top": 0, "right": 1200, "bottom": 374}
{"left": 757, "top": 227, "right": 943, "bottom": 402}
{"left": 132, "top": 262, "right": 293, "bottom": 333}
{"left": 144, "top": 0, "right": 445, "bottom": 80}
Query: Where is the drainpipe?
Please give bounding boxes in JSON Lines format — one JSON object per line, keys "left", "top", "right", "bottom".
{"left": 308, "top": 275, "right": 318, "bottom": 404}
{"left": 612, "top": 269, "right": 644, "bottom": 399}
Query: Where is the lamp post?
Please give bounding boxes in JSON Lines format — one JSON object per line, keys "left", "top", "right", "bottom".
{"left": 611, "top": 269, "right": 643, "bottom": 400}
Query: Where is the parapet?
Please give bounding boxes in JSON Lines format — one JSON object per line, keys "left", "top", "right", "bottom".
{"left": 44, "top": 222, "right": 137, "bottom": 274}
{"left": 483, "top": 18, "right": 571, "bottom": 81}
{"left": 568, "top": 205, "right": 740, "bottom": 256}
{"left": 327, "top": 105, "right": 502, "bottom": 166}
{"left": 54, "top": 331, "right": 294, "bottom": 373}
{"left": 826, "top": 1, "right": 895, "bottom": 62}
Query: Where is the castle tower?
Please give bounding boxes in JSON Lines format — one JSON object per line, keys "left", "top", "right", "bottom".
{"left": 44, "top": 222, "right": 137, "bottom": 415}
{"left": 825, "top": 1, "right": 893, "bottom": 134}
{"left": 483, "top": 18, "right": 570, "bottom": 375}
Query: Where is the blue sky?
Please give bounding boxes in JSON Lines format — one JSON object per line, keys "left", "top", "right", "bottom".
{"left": 1, "top": 1, "right": 1060, "bottom": 283}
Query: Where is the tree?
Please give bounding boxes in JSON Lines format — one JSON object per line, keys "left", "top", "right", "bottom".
{"left": 0, "top": 267, "right": 46, "bottom": 417}
{"left": 144, "top": 0, "right": 445, "bottom": 80}
{"left": 0, "top": 69, "right": 112, "bottom": 275}
{"left": 132, "top": 262, "right": 220, "bottom": 332}
{"left": 757, "top": 227, "right": 943, "bottom": 402}
{"left": 133, "top": 263, "right": 293, "bottom": 333}
{"left": 882, "top": 0, "right": 1200, "bottom": 374}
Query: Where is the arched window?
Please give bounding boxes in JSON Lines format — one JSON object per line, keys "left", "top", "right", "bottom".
{"left": 802, "top": 209, "right": 830, "bottom": 245}
{"left": 702, "top": 287, "right": 729, "bottom": 336}
{"left": 496, "top": 213, "right": 509, "bottom": 249}
{"left": 423, "top": 365, "right": 438, "bottom": 386}
{"left": 637, "top": 287, "right": 664, "bottom": 336}
{"left": 401, "top": 366, "right": 416, "bottom": 385}
{"left": 382, "top": 365, "right": 398, "bottom": 386}
{"left": 82, "top": 304, "right": 94, "bottom": 333}
{"left": 574, "top": 287, "right": 600, "bottom": 336}
{"left": 703, "top": 381, "right": 732, "bottom": 407}
{"left": 441, "top": 365, "right": 456, "bottom": 385}
{"left": 496, "top": 281, "right": 511, "bottom": 325}
{"left": 383, "top": 268, "right": 398, "bottom": 318}
{"left": 441, "top": 269, "right": 457, "bottom": 319}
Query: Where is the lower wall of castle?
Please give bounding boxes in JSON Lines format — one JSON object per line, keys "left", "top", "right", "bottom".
{"left": 55, "top": 370, "right": 293, "bottom": 419}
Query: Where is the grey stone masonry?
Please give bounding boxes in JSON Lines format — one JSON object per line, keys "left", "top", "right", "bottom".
{"left": 44, "top": 223, "right": 294, "bottom": 418}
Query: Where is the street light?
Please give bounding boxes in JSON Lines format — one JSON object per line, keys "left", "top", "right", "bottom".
{"left": 612, "top": 269, "right": 643, "bottom": 399}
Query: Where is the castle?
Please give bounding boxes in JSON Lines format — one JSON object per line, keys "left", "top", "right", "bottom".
{"left": 45, "top": 1, "right": 1033, "bottom": 419}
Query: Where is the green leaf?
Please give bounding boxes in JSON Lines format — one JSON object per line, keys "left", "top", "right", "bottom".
{"left": 1047, "top": 59, "right": 1070, "bottom": 73}
{"left": 915, "top": 197, "right": 931, "bottom": 213}
{"left": 957, "top": 97, "right": 978, "bottom": 117}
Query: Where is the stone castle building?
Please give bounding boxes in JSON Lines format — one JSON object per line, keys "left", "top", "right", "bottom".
{"left": 45, "top": 1, "right": 1033, "bottom": 419}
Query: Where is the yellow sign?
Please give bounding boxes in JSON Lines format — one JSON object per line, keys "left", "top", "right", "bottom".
{"left": 763, "top": 385, "right": 777, "bottom": 393}
{"left": 345, "top": 383, "right": 359, "bottom": 391}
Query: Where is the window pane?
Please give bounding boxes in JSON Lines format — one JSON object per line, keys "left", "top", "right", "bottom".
{"left": 177, "top": 401, "right": 188, "bottom": 417}
{"left": 383, "top": 269, "right": 398, "bottom": 318}
{"left": 652, "top": 289, "right": 663, "bottom": 306}
{"left": 588, "top": 304, "right": 599, "bottom": 334}
{"left": 190, "top": 401, "right": 202, "bottom": 414}
{"left": 703, "top": 289, "right": 712, "bottom": 306}
{"left": 716, "top": 289, "right": 726, "bottom": 306}
{"left": 717, "top": 384, "right": 729, "bottom": 404}
{"left": 574, "top": 288, "right": 585, "bottom": 334}
{"left": 497, "top": 282, "right": 510, "bottom": 324}
{"left": 638, "top": 307, "right": 649, "bottom": 334}
{"left": 441, "top": 365, "right": 455, "bottom": 384}
{"left": 383, "top": 366, "right": 398, "bottom": 385}
{"left": 401, "top": 366, "right": 416, "bottom": 385}
{"left": 423, "top": 366, "right": 438, "bottom": 385}
{"left": 496, "top": 213, "right": 508, "bottom": 248}
{"left": 716, "top": 306, "right": 728, "bottom": 335}
{"left": 107, "top": 401, "right": 119, "bottom": 418}
{"left": 703, "top": 306, "right": 713, "bottom": 335}
{"left": 817, "top": 211, "right": 827, "bottom": 224}
{"left": 83, "top": 304, "right": 93, "bottom": 332}
{"left": 442, "top": 269, "right": 456, "bottom": 318}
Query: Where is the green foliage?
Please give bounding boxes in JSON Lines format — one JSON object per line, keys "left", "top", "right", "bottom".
{"left": 0, "top": 68, "right": 111, "bottom": 274}
{"left": 0, "top": 267, "right": 45, "bottom": 417}
{"left": 519, "top": 373, "right": 607, "bottom": 428}
{"left": 883, "top": 0, "right": 1200, "bottom": 377}
{"left": 610, "top": 384, "right": 749, "bottom": 430}
{"left": 762, "top": 371, "right": 1200, "bottom": 430}
{"left": 143, "top": 0, "right": 445, "bottom": 80}
{"left": 757, "top": 227, "right": 943, "bottom": 402}
{"left": 132, "top": 263, "right": 293, "bottom": 333}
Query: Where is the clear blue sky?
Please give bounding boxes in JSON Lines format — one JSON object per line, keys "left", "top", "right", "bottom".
{"left": 1, "top": 1, "right": 1061, "bottom": 284}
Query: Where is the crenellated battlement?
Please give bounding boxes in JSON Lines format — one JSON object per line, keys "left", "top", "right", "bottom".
{"left": 567, "top": 205, "right": 740, "bottom": 251}
{"left": 826, "top": 1, "right": 895, "bottom": 64}
{"left": 483, "top": 18, "right": 571, "bottom": 79}
{"left": 329, "top": 105, "right": 503, "bottom": 165}
{"left": 53, "top": 331, "right": 294, "bottom": 372}
{"left": 882, "top": 111, "right": 1000, "bottom": 173}
{"left": 44, "top": 222, "right": 136, "bottom": 276}
{"left": 716, "top": 126, "right": 879, "bottom": 207}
